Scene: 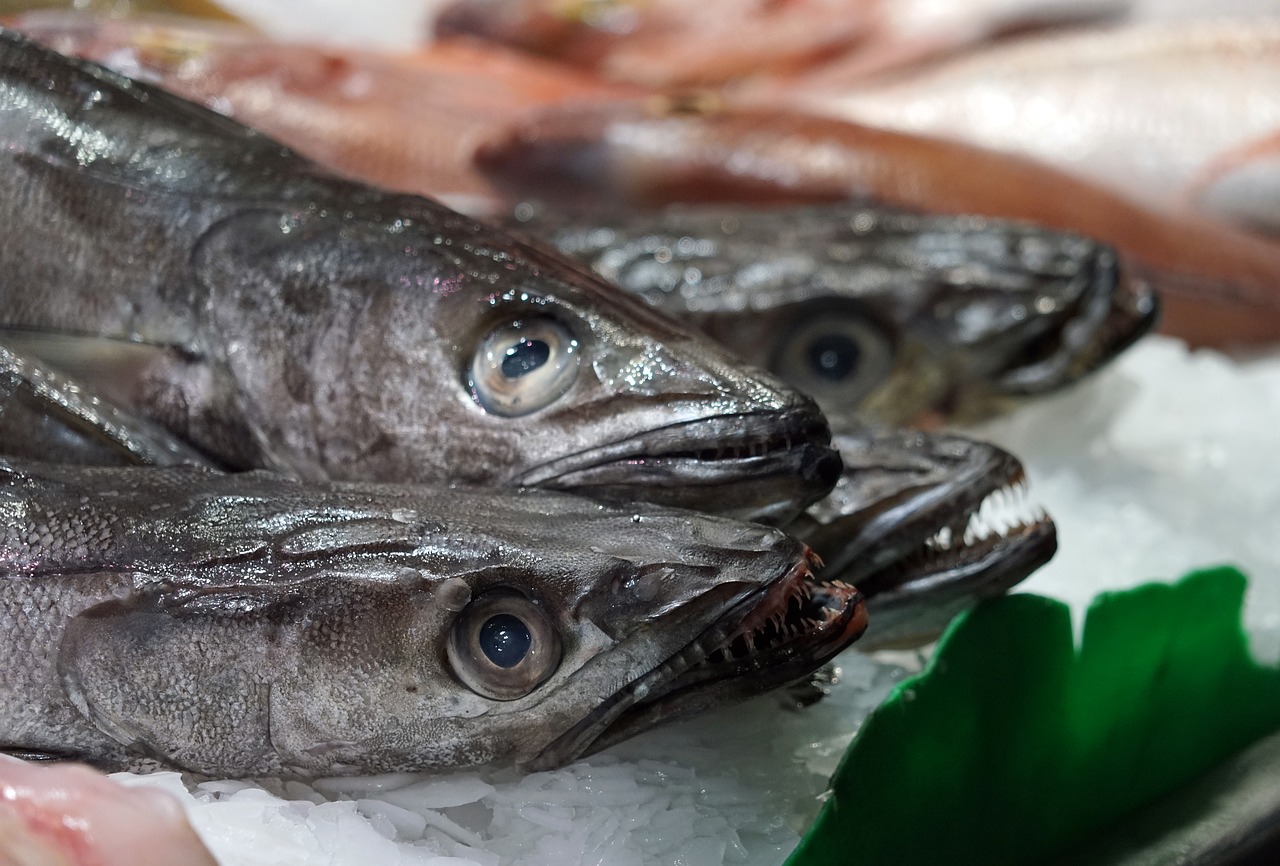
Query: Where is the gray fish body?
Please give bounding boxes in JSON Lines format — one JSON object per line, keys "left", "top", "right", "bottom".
{"left": 0, "top": 459, "right": 864, "bottom": 776}
{"left": 0, "top": 30, "right": 838, "bottom": 524}
{"left": 510, "top": 202, "right": 1157, "bottom": 426}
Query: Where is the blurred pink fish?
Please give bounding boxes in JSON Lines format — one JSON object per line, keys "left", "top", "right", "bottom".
{"left": 432, "top": 0, "right": 1123, "bottom": 87}
{"left": 0, "top": 756, "right": 217, "bottom": 866}
{"left": 753, "top": 20, "right": 1280, "bottom": 237}
{"left": 11, "top": 11, "right": 638, "bottom": 208}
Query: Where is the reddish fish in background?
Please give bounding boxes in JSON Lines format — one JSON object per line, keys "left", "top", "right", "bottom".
{"left": 12, "top": 12, "right": 638, "bottom": 208}
{"left": 432, "top": 0, "right": 1124, "bottom": 87}
{"left": 475, "top": 100, "right": 1280, "bottom": 347}
{"left": 756, "top": 20, "right": 1280, "bottom": 238}
{"left": 0, "top": 756, "right": 218, "bottom": 866}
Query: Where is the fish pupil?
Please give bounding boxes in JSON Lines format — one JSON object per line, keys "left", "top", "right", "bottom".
{"left": 807, "top": 334, "right": 860, "bottom": 381}
{"left": 479, "top": 614, "right": 532, "bottom": 668}
{"left": 501, "top": 339, "right": 551, "bottom": 378}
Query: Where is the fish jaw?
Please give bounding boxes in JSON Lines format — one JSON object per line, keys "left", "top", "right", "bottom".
{"left": 527, "top": 548, "right": 867, "bottom": 769}
{"left": 791, "top": 426, "right": 1056, "bottom": 648}
{"left": 511, "top": 409, "right": 840, "bottom": 526}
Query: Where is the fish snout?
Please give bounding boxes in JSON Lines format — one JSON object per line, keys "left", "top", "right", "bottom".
{"left": 995, "top": 246, "right": 1158, "bottom": 395}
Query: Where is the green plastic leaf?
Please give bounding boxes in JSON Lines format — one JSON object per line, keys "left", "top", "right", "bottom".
{"left": 788, "top": 566, "right": 1280, "bottom": 866}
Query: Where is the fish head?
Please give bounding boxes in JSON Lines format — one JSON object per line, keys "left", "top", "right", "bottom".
{"left": 519, "top": 204, "right": 1157, "bottom": 426}
{"left": 255, "top": 491, "right": 866, "bottom": 774}
{"left": 194, "top": 204, "right": 840, "bottom": 525}
{"left": 789, "top": 425, "right": 1056, "bottom": 648}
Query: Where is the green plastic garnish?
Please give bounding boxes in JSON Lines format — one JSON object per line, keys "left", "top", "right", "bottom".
{"left": 789, "top": 566, "right": 1280, "bottom": 866}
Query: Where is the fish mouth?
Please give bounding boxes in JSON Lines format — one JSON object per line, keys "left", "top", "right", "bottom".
{"left": 996, "top": 249, "right": 1159, "bottom": 395}
{"left": 795, "top": 430, "right": 1055, "bottom": 648}
{"left": 529, "top": 550, "right": 867, "bottom": 769}
{"left": 514, "top": 410, "right": 842, "bottom": 525}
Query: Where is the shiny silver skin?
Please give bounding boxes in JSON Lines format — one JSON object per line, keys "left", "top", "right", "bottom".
{"left": 0, "top": 30, "right": 838, "bottom": 525}
{"left": 0, "top": 458, "right": 866, "bottom": 777}
{"left": 792, "top": 427, "right": 1055, "bottom": 648}
{"left": 508, "top": 202, "right": 1158, "bottom": 426}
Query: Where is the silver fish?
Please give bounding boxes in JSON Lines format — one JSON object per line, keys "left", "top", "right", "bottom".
{"left": 0, "top": 29, "right": 838, "bottom": 525}
{"left": 508, "top": 202, "right": 1157, "bottom": 426}
{"left": 0, "top": 458, "right": 865, "bottom": 777}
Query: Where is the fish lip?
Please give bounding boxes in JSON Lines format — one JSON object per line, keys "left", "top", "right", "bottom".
{"left": 526, "top": 550, "right": 867, "bottom": 770}
{"left": 512, "top": 409, "right": 842, "bottom": 523}
{"left": 995, "top": 250, "right": 1159, "bottom": 394}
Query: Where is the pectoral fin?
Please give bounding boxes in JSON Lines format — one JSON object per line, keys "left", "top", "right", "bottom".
{"left": 0, "top": 338, "right": 214, "bottom": 468}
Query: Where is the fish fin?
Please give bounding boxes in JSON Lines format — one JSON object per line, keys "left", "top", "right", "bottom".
{"left": 0, "top": 339, "right": 216, "bottom": 468}
{"left": 1186, "top": 131, "right": 1280, "bottom": 237}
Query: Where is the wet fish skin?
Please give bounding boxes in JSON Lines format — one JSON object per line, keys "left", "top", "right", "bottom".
{"left": 511, "top": 202, "right": 1156, "bottom": 426}
{"left": 477, "top": 100, "right": 1280, "bottom": 347}
{"left": 0, "top": 29, "right": 839, "bottom": 524}
{"left": 0, "top": 458, "right": 864, "bottom": 776}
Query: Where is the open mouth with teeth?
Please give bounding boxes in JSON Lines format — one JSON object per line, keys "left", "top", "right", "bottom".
{"left": 530, "top": 550, "right": 867, "bottom": 768}
{"left": 794, "top": 428, "right": 1057, "bottom": 648}
{"left": 851, "top": 465, "right": 1054, "bottom": 605}
{"left": 517, "top": 410, "right": 843, "bottom": 525}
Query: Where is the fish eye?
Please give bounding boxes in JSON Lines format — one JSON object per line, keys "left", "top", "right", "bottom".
{"left": 447, "top": 588, "right": 562, "bottom": 701}
{"left": 469, "top": 317, "right": 580, "bottom": 417}
{"left": 772, "top": 309, "right": 895, "bottom": 408}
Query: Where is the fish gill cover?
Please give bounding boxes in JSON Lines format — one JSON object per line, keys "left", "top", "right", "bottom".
{"left": 789, "top": 566, "right": 1280, "bottom": 866}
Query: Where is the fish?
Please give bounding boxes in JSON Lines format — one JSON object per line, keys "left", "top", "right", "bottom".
{"left": 0, "top": 458, "right": 868, "bottom": 776}
{"left": 9, "top": 12, "right": 639, "bottom": 210}
{"left": 432, "top": 0, "right": 1124, "bottom": 87}
{"left": 507, "top": 202, "right": 1157, "bottom": 426}
{"left": 0, "top": 28, "right": 839, "bottom": 525}
{"left": 792, "top": 425, "right": 1054, "bottom": 648}
{"left": 476, "top": 100, "right": 1280, "bottom": 347}
{"left": 0, "top": 754, "right": 219, "bottom": 866}
{"left": 764, "top": 20, "right": 1280, "bottom": 238}
{"left": 0, "top": 335, "right": 1057, "bottom": 654}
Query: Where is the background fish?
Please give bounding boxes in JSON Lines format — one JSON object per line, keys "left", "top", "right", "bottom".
{"left": 0, "top": 29, "right": 839, "bottom": 525}
{"left": 476, "top": 100, "right": 1280, "bottom": 348}
{"left": 509, "top": 202, "right": 1156, "bottom": 426}
{"left": 767, "top": 19, "right": 1280, "bottom": 238}
{"left": 0, "top": 459, "right": 864, "bottom": 776}
{"left": 432, "top": 0, "right": 1125, "bottom": 87}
